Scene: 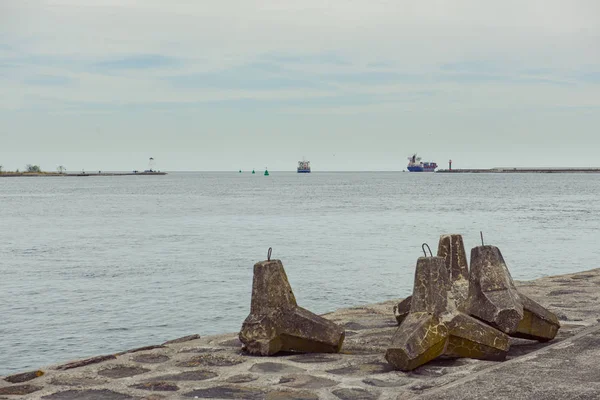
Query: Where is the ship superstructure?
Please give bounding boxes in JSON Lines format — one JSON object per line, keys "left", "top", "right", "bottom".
{"left": 297, "top": 159, "right": 311, "bottom": 173}
{"left": 407, "top": 154, "right": 437, "bottom": 172}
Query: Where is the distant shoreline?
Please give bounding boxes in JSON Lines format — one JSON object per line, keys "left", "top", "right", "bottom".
{"left": 3, "top": 169, "right": 600, "bottom": 176}
{"left": 0, "top": 172, "right": 167, "bottom": 177}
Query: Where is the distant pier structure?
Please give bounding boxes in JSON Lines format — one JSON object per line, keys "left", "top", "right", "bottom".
{"left": 435, "top": 158, "right": 600, "bottom": 173}
{"left": 134, "top": 157, "right": 167, "bottom": 175}
{"left": 146, "top": 157, "right": 156, "bottom": 172}
{"left": 437, "top": 167, "right": 600, "bottom": 174}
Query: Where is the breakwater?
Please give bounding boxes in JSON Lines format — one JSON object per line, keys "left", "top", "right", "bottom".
{"left": 0, "top": 172, "right": 167, "bottom": 177}
{"left": 437, "top": 168, "right": 600, "bottom": 173}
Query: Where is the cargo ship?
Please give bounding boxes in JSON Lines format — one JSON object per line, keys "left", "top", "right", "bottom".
{"left": 297, "top": 159, "right": 311, "bottom": 173}
{"left": 407, "top": 154, "right": 437, "bottom": 172}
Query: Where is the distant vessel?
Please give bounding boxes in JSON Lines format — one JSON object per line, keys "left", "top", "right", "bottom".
{"left": 297, "top": 159, "right": 311, "bottom": 173}
{"left": 407, "top": 154, "right": 437, "bottom": 172}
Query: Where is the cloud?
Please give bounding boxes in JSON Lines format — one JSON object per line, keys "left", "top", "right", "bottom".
{"left": 574, "top": 71, "right": 600, "bottom": 84}
{"left": 4, "top": 1, "right": 600, "bottom": 63}
{"left": 260, "top": 52, "right": 350, "bottom": 66}
{"left": 23, "top": 74, "right": 74, "bottom": 86}
{"left": 164, "top": 61, "right": 328, "bottom": 90}
{"left": 1, "top": 1, "right": 599, "bottom": 116}
{"left": 93, "top": 54, "right": 179, "bottom": 71}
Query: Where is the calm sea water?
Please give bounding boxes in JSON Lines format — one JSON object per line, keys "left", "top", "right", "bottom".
{"left": 1, "top": 172, "right": 599, "bottom": 374}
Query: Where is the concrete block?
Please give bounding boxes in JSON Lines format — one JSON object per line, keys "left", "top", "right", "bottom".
{"left": 239, "top": 259, "right": 345, "bottom": 356}
{"left": 466, "top": 245, "right": 524, "bottom": 334}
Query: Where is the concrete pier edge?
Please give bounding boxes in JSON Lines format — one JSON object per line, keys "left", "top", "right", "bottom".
{"left": 419, "top": 322, "right": 600, "bottom": 399}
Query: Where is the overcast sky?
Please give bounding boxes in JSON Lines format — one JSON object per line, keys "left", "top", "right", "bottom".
{"left": 1, "top": 0, "right": 599, "bottom": 171}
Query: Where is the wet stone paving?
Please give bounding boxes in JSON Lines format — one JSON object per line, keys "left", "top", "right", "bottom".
{"left": 2, "top": 269, "right": 600, "bottom": 399}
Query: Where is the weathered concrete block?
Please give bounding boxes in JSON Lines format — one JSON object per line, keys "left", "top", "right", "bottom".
{"left": 247, "top": 259, "right": 298, "bottom": 314}
{"left": 466, "top": 245, "right": 524, "bottom": 334}
{"left": 411, "top": 256, "right": 450, "bottom": 314}
{"left": 445, "top": 313, "right": 510, "bottom": 361}
{"left": 385, "top": 312, "right": 448, "bottom": 371}
{"left": 239, "top": 259, "right": 345, "bottom": 356}
{"left": 395, "top": 234, "right": 469, "bottom": 326}
{"left": 513, "top": 293, "right": 560, "bottom": 342}
{"left": 437, "top": 234, "right": 469, "bottom": 282}
{"left": 437, "top": 234, "right": 469, "bottom": 310}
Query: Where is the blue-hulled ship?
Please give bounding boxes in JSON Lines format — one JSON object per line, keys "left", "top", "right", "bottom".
{"left": 407, "top": 154, "right": 437, "bottom": 172}
{"left": 297, "top": 159, "right": 311, "bottom": 173}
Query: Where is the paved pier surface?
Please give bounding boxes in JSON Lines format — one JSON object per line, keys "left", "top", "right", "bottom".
{"left": 2, "top": 269, "right": 600, "bottom": 399}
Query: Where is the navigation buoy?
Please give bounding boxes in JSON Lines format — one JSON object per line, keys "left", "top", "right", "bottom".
{"left": 239, "top": 170, "right": 242, "bottom": 173}
{"left": 264, "top": 168, "right": 269, "bottom": 176}
{"left": 252, "top": 169, "right": 255, "bottom": 174}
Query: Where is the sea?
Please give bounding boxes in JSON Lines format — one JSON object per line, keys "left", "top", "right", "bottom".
{"left": 1, "top": 171, "right": 599, "bottom": 375}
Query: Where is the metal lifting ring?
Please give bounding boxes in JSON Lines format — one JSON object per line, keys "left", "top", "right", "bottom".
{"left": 267, "top": 247, "right": 272, "bottom": 261}
{"left": 422, "top": 243, "right": 433, "bottom": 257}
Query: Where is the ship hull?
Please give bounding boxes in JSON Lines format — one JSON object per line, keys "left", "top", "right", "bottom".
{"left": 407, "top": 166, "right": 436, "bottom": 172}
{"left": 297, "top": 169, "right": 311, "bottom": 173}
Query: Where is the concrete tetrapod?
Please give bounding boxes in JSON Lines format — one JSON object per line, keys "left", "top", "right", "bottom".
{"left": 239, "top": 259, "right": 345, "bottom": 356}
{"left": 386, "top": 254, "right": 510, "bottom": 371}
{"left": 386, "top": 256, "right": 451, "bottom": 370}
{"left": 394, "top": 234, "right": 469, "bottom": 325}
{"left": 465, "top": 244, "right": 559, "bottom": 341}
{"left": 466, "top": 245, "right": 524, "bottom": 334}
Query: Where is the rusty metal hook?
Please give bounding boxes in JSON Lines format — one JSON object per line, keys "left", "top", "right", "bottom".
{"left": 480, "top": 231, "right": 484, "bottom": 246}
{"left": 267, "top": 247, "right": 272, "bottom": 261}
{"left": 422, "top": 243, "right": 432, "bottom": 257}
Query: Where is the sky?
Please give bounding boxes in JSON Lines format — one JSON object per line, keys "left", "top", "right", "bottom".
{"left": 1, "top": 0, "right": 599, "bottom": 171}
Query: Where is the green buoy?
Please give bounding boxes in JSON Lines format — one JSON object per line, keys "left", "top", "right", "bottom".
{"left": 252, "top": 169, "right": 255, "bottom": 174}
{"left": 239, "top": 170, "right": 242, "bottom": 173}
{"left": 264, "top": 169, "right": 269, "bottom": 176}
